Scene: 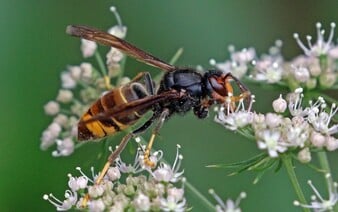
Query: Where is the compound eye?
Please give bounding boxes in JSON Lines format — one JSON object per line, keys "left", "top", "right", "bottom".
{"left": 209, "top": 77, "right": 227, "bottom": 96}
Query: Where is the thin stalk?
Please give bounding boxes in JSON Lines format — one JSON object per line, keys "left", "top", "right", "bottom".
{"left": 94, "top": 51, "right": 108, "bottom": 77}
{"left": 115, "top": 56, "right": 127, "bottom": 85}
{"left": 282, "top": 155, "right": 310, "bottom": 212}
{"left": 317, "top": 151, "right": 333, "bottom": 188}
{"left": 185, "top": 181, "right": 215, "bottom": 211}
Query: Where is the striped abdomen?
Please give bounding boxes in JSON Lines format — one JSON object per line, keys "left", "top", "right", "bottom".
{"left": 78, "top": 83, "right": 150, "bottom": 141}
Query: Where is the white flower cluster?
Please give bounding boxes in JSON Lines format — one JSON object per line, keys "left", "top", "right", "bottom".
{"left": 215, "top": 88, "right": 338, "bottom": 160}
{"left": 210, "top": 22, "right": 338, "bottom": 90}
{"left": 40, "top": 6, "right": 128, "bottom": 157}
{"left": 43, "top": 144, "right": 186, "bottom": 211}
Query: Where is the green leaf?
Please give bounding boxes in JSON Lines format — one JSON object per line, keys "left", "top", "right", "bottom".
{"left": 207, "top": 153, "right": 267, "bottom": 169}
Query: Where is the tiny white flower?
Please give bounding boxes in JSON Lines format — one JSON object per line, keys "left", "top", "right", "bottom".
{"left": 80, "top": 39, "right": 97, "bottom": 58}
{"left": 272, "top": 94, "right": 287, "bottom": 113}
{"left": 310, "top": 131, "right": 326, "bottom": 148}
{"left": 308, "top": 102, "right": 338, "bottom": 135}
{"left": 44, "top": 101, "right": 60, "bottom": 115}
{"left": 254, "top": 61, "right": 283, "bottom": 83}
{"left": 40, "top": 123, "right": 62, "bottom": 150}
{"left": 319, "top": 72, "right": 337, "bottom": 89}
{"left": 43, "top": 190, "right": 77, "bottom": 211}
{"left": 68, "top": 65, "right": 82, "bottom": 80}
{"left": 326, "top": 136, "right": 338, "bottom": 151}
{"left": 88, "top": 184, "right": 105, "bottom": 198}
{"left": 297, "top": 148, "right": 311, "bottom": 163}
{"left": 257, "top": 129, "right": 287, "bottom": 158}
{"left": 265, "top": 113, "right": 283, "bottom": 128}
{"left": 284, "top": 120, "right": 310, "bottom": 148}
{"left": 215, "top": 110, "right": 253, "bottom": 131}
{"left": 61, "top": 71, "right": 76, "bottom": 89}
{"left": 293, "top": 22, "right": 336, "bottom": 56}
{"left": 230, "top": 47, "right": 256, "bottom": 63}
{"left": 150, "top": 145, "right": 184, "bottom": 183}
{"left": 291, "top": 65, "right": 310, "bottom": 83}
{"left": 68, "top": 174, "right": 88, "bottom": 191}
{"left": 56, "top": 89, "right": 73, "bottom": 103}
{"left": 88, "top": 199, "right": 105, "bottom": 212}
{"left": 133, "top": 193, "right": 150, "bottom": 211}
{"left": 209, "top": 189, "right": 246, "bottom": 212}
{"left": 106, "top": 166, "right": 121, "bottom": 181}
{"left": 167, "top": 187, "right": 184, "bottom": 202}
{"left": 52, "top": 138, "right": 74, "bottom": 157}
{"left": 80, "top": 62, "right": 93, "bottom": 81}
{"left": 108, "top": 6, "right": 127, "bottom": 38}
{"left": 53, "top": 114, "right": 68, "bottom": 127}
{"left": 160, "top": 195, "right": 186, "bottom": 212}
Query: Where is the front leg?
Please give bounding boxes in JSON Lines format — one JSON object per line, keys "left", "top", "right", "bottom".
{"left": 193, "top": 99, "right": 213, "bottom": 119}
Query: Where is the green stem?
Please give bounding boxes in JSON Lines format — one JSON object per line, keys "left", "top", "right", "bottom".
{"left": 317, "top": 151, "right": 332, "bottom": 188}
{"left": 94, "top": 51, "right": 108, "bottom": 77}
{"left": 282, "top": 155, "right": 310, "bottom": 212}
{"left": 185, "top": 181, "right": 215, "bottom": 211}
{"left": 116, "top": 56, "right": 127, "bottom": 85}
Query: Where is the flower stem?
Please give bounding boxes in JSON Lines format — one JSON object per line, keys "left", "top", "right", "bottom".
{"left": 185, "top": 181, "right": 215, "bottom": 211}
{"left": 94, "top": 51, "right": 108, "bottom": 77}
{"left": 317, "top": 151, "right": 332, "bottom": 188}
{"left": 282, "top": 155, "right": 310, "bottom": 212}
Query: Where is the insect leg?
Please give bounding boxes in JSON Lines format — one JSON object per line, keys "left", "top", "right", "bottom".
{"left": 224, "top": 73, "right": 252, "bottom": 111}
{"left": 82, "top": 114, "right": 158, "bottom": 207}
{"left": 143, "top": 108, "right": 169, "bottom": 168}
{"left": 81, "top": 132, "right": 133, "bottom": 207}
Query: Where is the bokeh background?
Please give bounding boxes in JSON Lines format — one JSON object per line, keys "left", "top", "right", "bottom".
{"left": 1, "top": 0, "right": 338, "bottom": 211}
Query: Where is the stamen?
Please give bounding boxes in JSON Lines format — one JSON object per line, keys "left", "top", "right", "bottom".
{"left": 110, "top": 6, "right": 123, "bottom": 28}
{"left": 209, "top": 58, "right": 216, "bottom": 66}
{"left": 306, "top": 36, "right": 313, "bottom": 49}
{"left": 307, "top": 180, "right": 325, "bottom": 202}
{"left": 76, "top": 167, "right": 93, "bottom": 183}
{"left": 208, "top": 189, "right": 226, "bottom": 209}
{"left": 326, "top": 23, "right": 336, "bottom": 50}
{"left": 293, "top": 33, "right": 310, "bottom": 55}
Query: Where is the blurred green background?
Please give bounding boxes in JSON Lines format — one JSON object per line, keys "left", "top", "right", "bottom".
{"left": 1, "top": 0, "right": 338, "bottom": 211}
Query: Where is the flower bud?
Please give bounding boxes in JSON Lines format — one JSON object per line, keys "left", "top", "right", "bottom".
{"left": 326, "top": 136, "right": 338, "bottom": 151}
{"left": 310, "top": 131, "right": 325, "bottom": 147}
{"left": 44, "top": 101, "right": 60, "bottom": 115}
{"left": 80, "top": 39, "right": 97, "bottom": 58}
{"left": 297, "top": 148, "right": 311, "bottom": 163}
{"left": 272, "top": 95, "right": 287, "bottom": 113}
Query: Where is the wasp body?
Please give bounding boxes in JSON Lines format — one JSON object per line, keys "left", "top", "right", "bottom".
{"left": 66, "top": 25, "right": 252, "bottom": 186}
